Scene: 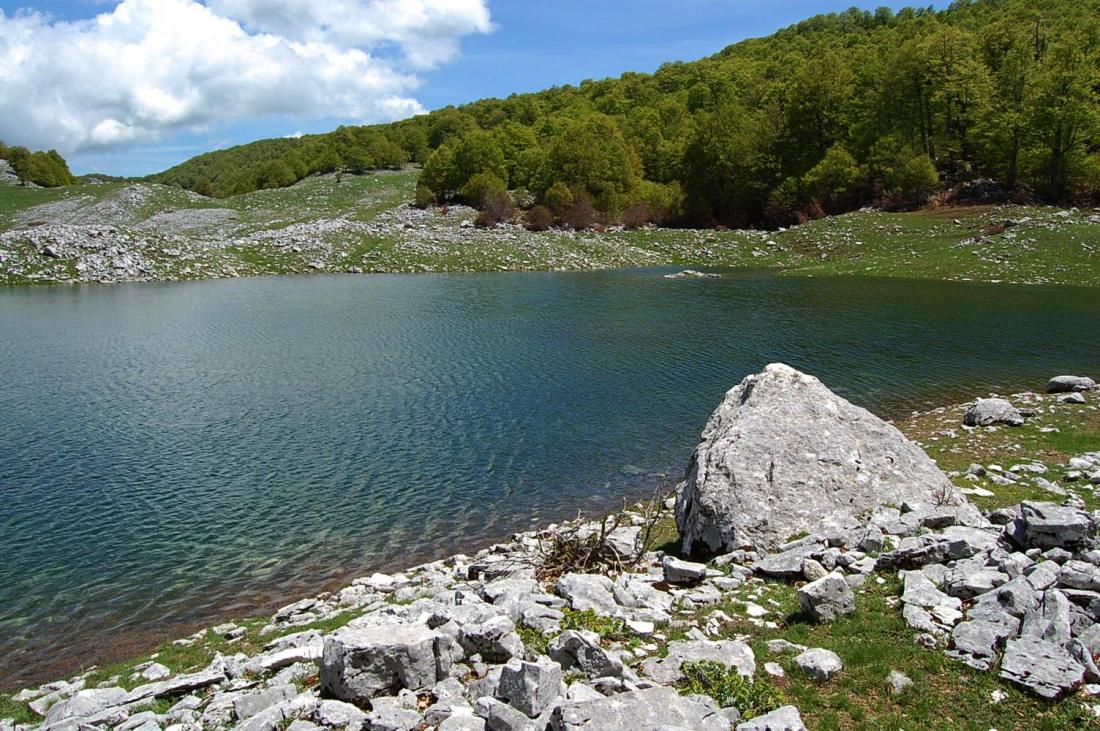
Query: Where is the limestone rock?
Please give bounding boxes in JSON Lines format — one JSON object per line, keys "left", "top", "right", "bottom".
{"left": 555, "top": 574, "right": 619, "bottom": 616}
{"left": 43, "top": 688, "right": 128, "bottom": 726}
{"left": 888, "top": 670, "right": 913, "bottom": 694}
{"left": 1007, "top": 502, "right": 1096, "bottom": 550}
{"left": 320, "top": 623, "right": 455, "bottom": 705}
{"left": 797, "top": 572, "right": 854, "bottom": 623}
{"left": 676, "top": 364, "right": 959, "bottom": 554}
{"left": 736, "top": 705, "right": 806, "bottom": 731}
{"left": 793, "top": 648, "right": 843, "bottom": 680}
{"left": 548, "top": 630, "right": 623, "bottom": 680}
{"left": 999, "top": 637, "right": 1086, "bottom": 699}
{"left": 963, "top": 398, "right": 1024, "bottom": 427}
{"left": 662, "top": 555, "right": 708, "bottom": 584}
{"left": 498, "top": 657, "right": 563, "bottom": 717}
{"left": 549, "top": 686, "right": 728, "bottom": 730}
{"left": 1047, "top": 376, "right": 1097, "bottom": 393}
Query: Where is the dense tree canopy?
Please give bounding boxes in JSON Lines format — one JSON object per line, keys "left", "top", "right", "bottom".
{"left": 152, "top": 0, "right": 1100, "bottom": 226}
{"left": 0, "top": 142, "right": 75, "bottom": 188}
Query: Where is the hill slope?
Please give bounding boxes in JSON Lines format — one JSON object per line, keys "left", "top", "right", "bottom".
{"left": 153, "top": 0, "right": 1100, "bottom": 227}
{"left": 1, "top": 172, "right": 1097, "bottom": 286}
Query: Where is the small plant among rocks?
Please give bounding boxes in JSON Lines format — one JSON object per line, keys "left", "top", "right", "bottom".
{"left": 679, "top": 661, "right": 782, "bottom": 718}
{"left": 560, "top": 609, "right": 629, "bottom": 641}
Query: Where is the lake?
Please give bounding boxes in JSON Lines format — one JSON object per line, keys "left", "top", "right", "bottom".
{"left": 1, "top": 269, "right": 1097, "bottom": 689}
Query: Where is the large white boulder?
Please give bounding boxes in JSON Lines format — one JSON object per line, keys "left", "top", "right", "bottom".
{"left": 320, "top": 621, "right": 457, "bottom": 705}
{"left": 676, "top": 364, "right": 961, "bottom": 554}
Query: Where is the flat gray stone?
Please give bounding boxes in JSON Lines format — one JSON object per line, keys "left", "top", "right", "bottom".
{"left": 548, "top": 630, "right": 623, "bottom": 679}
{"left": 1007, "top": 502, "right": 1095, "bottom": 550}
{"left": 754, "top": 542, "right": 826, "bottom": 580}
{"left": 639, "top": 639, "right": 755, "bottom": 685}
{"left": 947, "top": 620, "right": 1014, "bottom": 671}
{"left": 550, "top": 686, "right": 728, "bottom": 730}
{"left": 736, "top": 705, "right": 806, "bottom": 731}
{"left": 1047, "top": 376, "right": 1096, "bottom": 393}
{"left": 555, "top": 574, "right": 619, "bottom": 616}
{"left": 235, "top": 685, "right": 295, "bottom": 721}
{"left": 662, "top": 555, "right": 708, "bottom": 584}
{"left": 43, "top": 688, "right": 128, "bottom": 726}
{"left": 900, "top": 570, "right": 961, "bottom": 611}
{"left": 439, "top": 715, "right": 487, "bottom": 731}
{"left": 1021, "top": 589, "right": 1073, "bottom": 647}
{"left": 999, "top": 637, "right": 1086, "bottom": 699}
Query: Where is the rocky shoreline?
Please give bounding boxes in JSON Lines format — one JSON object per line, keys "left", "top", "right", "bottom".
{"left": 3, "top": 366, "right": 1099, "bottom": 730}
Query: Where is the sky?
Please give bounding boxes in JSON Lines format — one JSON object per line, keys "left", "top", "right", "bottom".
{"left": 0, "top": 0, "right": 948, "bottom": 176}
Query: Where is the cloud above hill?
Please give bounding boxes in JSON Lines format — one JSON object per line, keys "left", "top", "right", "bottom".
{"left": 0, "top": 0, "right": 492, "bottom": 153}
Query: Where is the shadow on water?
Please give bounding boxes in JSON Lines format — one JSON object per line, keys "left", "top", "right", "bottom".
{"left": 0, "top": 268, "right": 1097, "bottom": 688}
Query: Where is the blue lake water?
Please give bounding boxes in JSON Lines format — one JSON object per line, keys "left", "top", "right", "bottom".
{"left": 1, "top": 268, "right": 1098, "bottom": 688}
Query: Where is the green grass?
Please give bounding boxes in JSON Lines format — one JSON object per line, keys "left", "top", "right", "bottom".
{"left": 560, "top": 609, "right": 630, "bottom": 641}
{"left": 659, "top": 577, "right": 1094, "bottom": 730}
{"left": 898, "top": 393, "right": 1100, "bottom": 512}
{"left": 0, "top": 693, "right": 35, "bottom": 724}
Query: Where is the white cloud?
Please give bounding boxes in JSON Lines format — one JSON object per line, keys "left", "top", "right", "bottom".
{"left": 0, "top": 0, "right": 491, "bottom": 154}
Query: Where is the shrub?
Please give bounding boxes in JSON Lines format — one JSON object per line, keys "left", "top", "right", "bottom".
{"left": 543, "top": 182, "right": 574, "bottom": 216}
{"left": 563, "top": 195, "right": 598, "bottom": 230}
{"left": 764, "top": 177, "right": 806, "bottom": 228}
{"left": 679, "top": 661, "right": 781, "bottom": 717}
{"left": 414, "top": 185, "right": 436, "bottom": 209}
{"left": 511, "top": 187, "right": 536, "bottom": 209}
{"left": 621, "top": 203, "right": 651, "bottom": 229}
{"left": 474, "top": 190, "right": 514, "bottom": 228}
{"left": 461, "top": 171, "right": 508, "bottom": 208}
{"left": 524, "top": 205, "right": 554, "bottom": 231}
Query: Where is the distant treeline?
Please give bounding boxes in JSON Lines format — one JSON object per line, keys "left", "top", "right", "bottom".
{"left": 154, "top": 0, "right": 1099, "bottom": 227}
{"left": 0, "top": 141, "right": 76, "bottom": 188}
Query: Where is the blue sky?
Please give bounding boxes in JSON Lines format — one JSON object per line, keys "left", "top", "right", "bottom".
{"left": 0, "top": 1, "right": 947, "bottom": 176}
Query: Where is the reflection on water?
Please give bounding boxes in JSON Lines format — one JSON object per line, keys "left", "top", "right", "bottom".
{"left": 1, "top": 268, "right": 1097, "bottom": 688}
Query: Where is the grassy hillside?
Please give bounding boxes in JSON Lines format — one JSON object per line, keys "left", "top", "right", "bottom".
{"left": 1, "top": 172, "right": 1096, "bottom": 286}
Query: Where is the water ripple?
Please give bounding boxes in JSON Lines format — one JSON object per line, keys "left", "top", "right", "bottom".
{"left": 0, "top": 269, "right": 1098, "bottom": 688}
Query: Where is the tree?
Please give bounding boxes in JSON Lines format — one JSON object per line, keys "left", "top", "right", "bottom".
{"left": 343, "top": 146, "right": 374, "bottom": 175}
{"left": 542, "top": 113, "right": 642, "bottom": 214}
{"left": 682, "top": 103, "right": 780, "bottom": 226}
{"left": 868, "top": 135, "right": 939, "bottom": 208}
{"left": 802, "top": 145, "right": 864, "bottom": 213}
{"left": 1030, "top": 35, "right": 1099, "bottom": 201}
{"left": 258, "top": 159, "right": 296, "bottom": 189}
{"left": 428, "top": 108, "right": 479, "bottom": 148}
{"left": 783, "top": 52, "right": 856, "bottom": 171}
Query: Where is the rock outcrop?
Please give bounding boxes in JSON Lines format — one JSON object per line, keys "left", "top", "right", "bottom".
{"left": 676, "top": 363, "right": 961, "bottom": 554}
